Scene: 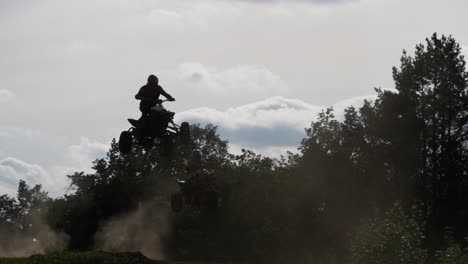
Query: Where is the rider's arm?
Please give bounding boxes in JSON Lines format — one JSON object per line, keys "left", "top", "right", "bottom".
{"left": 159, "top": 86, "right": 175, "bottom": 101}
{"left": 135, "top": 87, "right": 144, "bottom": 100}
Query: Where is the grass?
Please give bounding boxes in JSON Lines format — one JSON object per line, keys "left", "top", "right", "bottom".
{"left": 0, "top": 251, "right": 162, "bottom": 264}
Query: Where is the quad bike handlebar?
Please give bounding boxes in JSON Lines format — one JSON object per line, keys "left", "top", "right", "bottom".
{"left": 158, "top": 98, "right": 175, "bottom": 103}
{"left": 137, "top": 97, "right": 175, "bottom": 103}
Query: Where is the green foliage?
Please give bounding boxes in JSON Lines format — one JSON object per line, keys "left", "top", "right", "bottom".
{"left": 0, "top": 180, "right": 50, "bottom": 231}
{"left": 298, "top": 33, "right": 468, "bottom": 259}
{"left": 350, "top": 203, "right": 427, "bottom": 264}
{"left": 0, "top": 194, "right": 19, "bottom": 226}
{"left": 390, "top": 33, "right": 468, "bottom": 251}
{"left": 435, "top": 242, "right": 468, "bottom": 264}
{"left": 0, "top": 251, "right": 156, "bottom": 264}
{"left": 169, "top": 146, "right": 332, "bottom": 263}
{"left": 189, "top": 123, "right": 231, "bottom": 164}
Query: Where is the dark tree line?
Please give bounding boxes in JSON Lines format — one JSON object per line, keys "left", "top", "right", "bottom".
{"left": 0, "top": 33, "right": 467, "bottom": 263}
{"left": 295, "top": 33, "right": 468, "bottom": 261}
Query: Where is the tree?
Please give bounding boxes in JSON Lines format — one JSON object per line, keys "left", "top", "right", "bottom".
{"left": 297, "top": 33, "right": 468, "bottom": 260}
{"left": 0, "top": 194, "right": 19, "bottom": 226}
{"left": 391, "top": 33, "right": 468, "bottom": 250}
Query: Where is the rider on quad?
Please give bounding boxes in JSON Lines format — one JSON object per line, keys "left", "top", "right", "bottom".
{"left": 136, "top": 74, "right": 175, "bottom": 115}
{"left": 185, "top": 149, "right": 205, "bottom": 174}
{"left": 171, "top": 149, "right": 219, "bottom": 212}
{"left": 135, "top": 74, "right": 175, "bottom": 139}
{"left": 185, "top": 149, "right": 217, "bottom": 178}
{"left": 184, "top": 149, "right": 218, "bottom": 194}
{"left": 118, "top": 75, "right": 190, "bottom": 155}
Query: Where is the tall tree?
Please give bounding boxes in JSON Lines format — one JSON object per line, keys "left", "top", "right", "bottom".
{"left": 391, "top": 33, "right": 468, "bottom": 249}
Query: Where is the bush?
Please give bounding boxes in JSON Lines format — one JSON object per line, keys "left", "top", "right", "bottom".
{"left": 435, "top": 239, "right": 468, "bottom": 264}
{"left": 350, "top": 202, "right": 427, "bottom": 264}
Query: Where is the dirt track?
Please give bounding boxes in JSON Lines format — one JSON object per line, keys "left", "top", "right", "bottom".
{"left": 11, "top": 251, "right": 238, "bottom": 264}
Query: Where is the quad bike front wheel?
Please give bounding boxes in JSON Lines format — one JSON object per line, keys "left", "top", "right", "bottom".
{"left": 119, "top": 131, "right": 133, "bottom": 155}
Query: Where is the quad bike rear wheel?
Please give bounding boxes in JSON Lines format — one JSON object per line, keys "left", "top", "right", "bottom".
{"left": 119, "top": 131, "right": 132, "bottom": 155}
{"left": 180, "top": 122, "right": 190, "bottom": 144}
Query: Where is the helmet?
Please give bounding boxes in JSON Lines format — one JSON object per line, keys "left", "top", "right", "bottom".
{"left": 147, "top": 74, "right": 159, "bottom": 85}
{"left": 192, "top": 149, "right": 203, "bottom": 163}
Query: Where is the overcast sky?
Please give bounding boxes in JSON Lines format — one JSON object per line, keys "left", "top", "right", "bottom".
{"left": 1, "top": 0, "right": 467, "bottom": 197}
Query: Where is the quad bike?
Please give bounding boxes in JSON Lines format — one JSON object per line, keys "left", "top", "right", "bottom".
{"left": 118, "top": 99, "right": 190, "bottom": 156}
{"left": 171, "top": 169, "right": 219, "bottom": 212}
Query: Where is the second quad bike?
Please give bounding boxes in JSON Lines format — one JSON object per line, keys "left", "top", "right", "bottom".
{"left": 171, "top": 169, "right": 219, "bottom": 212}
{"left": 118, "top": 99, "right": 190, "bottom": 156}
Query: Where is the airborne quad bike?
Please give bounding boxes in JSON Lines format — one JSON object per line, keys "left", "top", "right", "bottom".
{"left": 171, "top": 169, "right": 219, "bottom": 213}
{"left": 118, "top": 100, "right": 190, "bottom": 156}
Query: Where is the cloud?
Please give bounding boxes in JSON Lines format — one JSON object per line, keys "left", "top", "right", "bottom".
{"left": 177, "top": 95, "right": 375, "bottom": 156}
{"left": 0, "top": 126, "right": 109, "bottom": 170}
{"left": 146, "top": 9, "right": 184, "bottom": 29}
{"left": 177, "top": 96, "right": 318, "bottom": 131}
{"left": 0, "top": 158, "right": 54, "bottom": 197}
{"left": 229, "top": 143, "right": 299, "bottom": 158}
{"left": 0, "top": 184, "right": 14, "bottom": 198}
{"left": 0, "top": 130, "right": 109, "bottom": 197}
{"left": 177, "top": 95, "right": 373, "bottom": 131}
{"left": 66, "top": 137, "right": 109, "bottom": 171}
{"left": 0, "top": 158, "right": 48, "bottom": 185}
{"left": 176, "top": 63, "right": 290, "bottom": 105}
{"left": 0, "top": 127, "right": 73, "bottom": 167}
{"left": 0, "top": 89, "right": 15, "bottom": 102}
{"left": 0, "top": 150, "right": 106, "bottom": 198}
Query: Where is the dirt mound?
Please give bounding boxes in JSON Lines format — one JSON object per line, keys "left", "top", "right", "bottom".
{"left": 23, "top": 251, "right": 168, "bottom": 264}
{"left": 110, "top": 252, "right": 162, "bottom": 264}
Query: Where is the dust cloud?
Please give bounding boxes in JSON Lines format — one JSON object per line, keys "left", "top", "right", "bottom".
{"left": 94, "top": 192, "right": 173, "bottom": 260}
{"left": 0, "top": 211, "right": 68, "bottom": 257}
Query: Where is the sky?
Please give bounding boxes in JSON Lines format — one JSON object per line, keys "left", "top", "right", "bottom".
{"left": 0, "top": 0, "right": 467, "bottom": 197}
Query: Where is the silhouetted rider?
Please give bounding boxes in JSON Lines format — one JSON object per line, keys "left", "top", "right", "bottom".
{"left": 185, "top": 149, "right": 217, "bottom": 179}
{"left": 135, "top": 74, "right": 175, "bottom": 114}
{"left": 185, "top": 149, "right": 206, "bottom": 194}
{"left": 185, "top": 149, "right": 205, "bottom": 174}
{"left": 135, "top": 75, "right": 175, "bottom": 138}
{"left": 184, "top": 149, "right": 217, "bottom": 196}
